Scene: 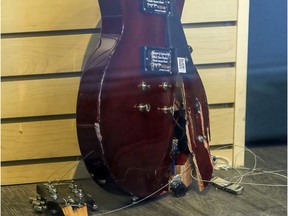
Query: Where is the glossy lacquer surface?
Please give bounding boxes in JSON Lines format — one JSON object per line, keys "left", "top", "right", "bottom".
{"left": 77, "top": 0, "right": 175, "bottom": 197}
{"left": 77, "top": 0, "right": 213, "bottom": 197}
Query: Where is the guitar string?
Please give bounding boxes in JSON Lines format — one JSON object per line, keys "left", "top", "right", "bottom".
{"left": 44, "top": 144, "right": 287, "bottom": 215}
{"left": 212, "top": 144, "right": 287, "bottom": 186}
{"left": 221, "top": 144, "right": 257, "bottom": 185}
{"left": 205, "top": 144, "right": 287, "bottom": 186}
{"left": 91, "top": 145, "right": 287, "bottom": 216}
{"left": 44, "top": 126, "right": 286, "bottom": 214}
{"left": 92, "top": 159, "right": 195, "bottom": 216}
{"left": 190, "top": 172, "right": 288, "bottom": 187}
{"left": 46, "top": 150, "right": 94, "bottom": 184}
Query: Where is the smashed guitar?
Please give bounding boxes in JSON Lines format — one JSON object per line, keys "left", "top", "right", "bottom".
{"left": 76, "top": 0, "right": 213, "bottom": 198}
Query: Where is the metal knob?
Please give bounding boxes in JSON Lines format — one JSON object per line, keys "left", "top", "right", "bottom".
{"left": 134, "top": 103, "right": 151, "bottom": 112}
{"left": 159, "top": 82, "right": 172, "bottom": 91}
{"left": 33, "top": 205, "right": 47, "bottom": 213}
{"left": 50, "top": 193, "right": 58, "bottom": 200}
{"left": 76, "top": 189, "right": 84, "bottom": 199}
{"left": 48, "top": 185, "right": 57, "bottom": 194}
{"left": 138, "top": 81, "right": 150, "bottom": 91}
{"left": 157, "top": 106, "right": 174, "bottom": 114}
{"left": 66, "top": 196, "right": 75, "bottom": 204}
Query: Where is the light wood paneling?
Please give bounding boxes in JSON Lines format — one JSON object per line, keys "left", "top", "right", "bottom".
{"left": 2, "top": 0, "right": 237, "bottom": 34}
{"left": 1, "top": 0, "right": 101, "bottom": 34}
{"left": 2, "top": 27, "right": 236, "bottom": 77}
{"left": 1, "top": 107, "right": 233, "bottom": 163}
{"left": 1, "top": 160, "right": 90, "bottom": 185}
{"left": 1, "top": 119, "right": 79, "bottom": 162}
{"left": 1, "top": 34, "right": 97, "bottom": 77}
{"left": 2, "top": 77, "right": 79, "bottom": 119}
{"left": 210, "top": 108, "right": 234, "bottom": 145}
{"left": 1, "top": 0, "right": 249, "bottom": 185}
{"left": 198, "top": 67, "right": 235, "bottom": 104}
{"left": 185, "top": 26, "right": 237, "bottom": 64}
{"left": 182, "top": 0, "right": 238, "bottom": 24}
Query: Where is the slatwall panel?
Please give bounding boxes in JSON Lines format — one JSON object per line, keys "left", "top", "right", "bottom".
{"left": 1, "top": 0, "right": 249, "bottom": 185}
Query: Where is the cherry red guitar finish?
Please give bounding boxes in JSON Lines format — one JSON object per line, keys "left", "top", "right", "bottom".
{"left": 77, "top": 0, "right": 177, "bottom": 197}
{"left": 77, "top": 0, "right": 212, "bottom": 197}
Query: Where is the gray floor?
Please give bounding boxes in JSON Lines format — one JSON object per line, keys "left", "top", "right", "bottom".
{"left": 2, "top": 143, "right": 287, "bottom": 216}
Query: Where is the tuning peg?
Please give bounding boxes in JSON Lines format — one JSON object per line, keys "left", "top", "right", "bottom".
{"left": 76, "top": 189, "right": 84, "bottom": 199}
{"left": 29, "top": 197, "right": 38, "bottom": 204}
{"left": 66, "top": 196, "right": 75, "bottom": 204}
{"left": 68, "top": 181, "right": 76, "bottom": 189}
{"left": 50, "top": 192, "right": 58, "bottom": 200}
{"left": 30, "top": 196, "right": 47, "bottom": 213}
{"left": 30, "top": 196, "right": 46, "bottom": 205}
{"left": 33, "top": 205, "right": 47, "bottom": 213}
{"left": 48, "top": 185, "right": 57, "bottom": 194}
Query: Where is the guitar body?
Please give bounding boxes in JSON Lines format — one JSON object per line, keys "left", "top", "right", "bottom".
{"left": 77, "top": 0, "right": 212, "bottom": 197}
{"left": 77, "top": 0, "right": 177, "bottom": 197}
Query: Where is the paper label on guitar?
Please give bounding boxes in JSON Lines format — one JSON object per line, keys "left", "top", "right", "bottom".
{"left": 141, "top": 46, "right": 172, "bottom": 74}
{"left": 177, "top": 57, "right": 187, "bottom": 73}
{"left": 142, "top": 0, "right": 171, "bottom": 15}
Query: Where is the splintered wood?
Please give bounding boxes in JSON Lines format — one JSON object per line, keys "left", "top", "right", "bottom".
{"left": 62, "top": 205, "right": 88, "bottom": 216}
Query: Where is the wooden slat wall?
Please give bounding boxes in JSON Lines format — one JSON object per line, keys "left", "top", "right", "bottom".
{"left": 1, "top": 0, "right": 249, "bottom": 185}
{"left": 2, "top": 0, "right": 236, "bottom": 33}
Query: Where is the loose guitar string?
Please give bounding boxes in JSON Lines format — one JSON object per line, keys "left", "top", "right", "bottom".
{"left": 222, "top": 145, "right": 258, "bottom": 185}
{"left": 238, "top": 169, "right": 287, "bottom": 178}
{"left": 93, "top": 145, "right": 287, "bottom": 216}
{"left": 224, "top": 169, "right": 287, "bottom": 182}
{"left": 91, "top": 140, "right": 286, "bottom": 213}
{"left": 234, "top": 146, "right": 260, "bottom": 185}
{"left": 207, "top": 144, "right": 287, "bottom": 186}
{"left": 222, "top": 146, "right": 257, "bottom": 185}
{"left": 222, "top": 145, "right": 286, "bottom": 183}
{"left": 190, "top": 173, "right": 288, "bottom": 187}
{"left": 92, "top": 161, "right": 194, "bottom": 216}
{"left": 45, "top": 128, "right": 286, "bottom": 214}
{"left": 211, "top": 144, "right": 260, "bottom": 185}
{"left": 47, "top": 150, "right": 95, "bottom": 184}
{"left": 206, "top": 142, "right": 287, "bottom": 185}
{"left": 44, "top": 144, "right": 287, "bottom": 215}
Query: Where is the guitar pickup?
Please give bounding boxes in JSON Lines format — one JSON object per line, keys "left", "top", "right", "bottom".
{"left": 142, "top": 0, "right": 172, "bottom": 16}
{"left": 140, "top": 46, "right": 174, "bottom": 75}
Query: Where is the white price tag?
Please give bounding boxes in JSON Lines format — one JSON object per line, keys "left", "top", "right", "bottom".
{"left": 177, "top": 57, "right": 186, "bottom": 73}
